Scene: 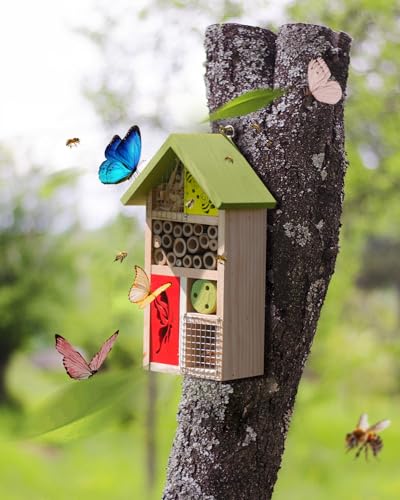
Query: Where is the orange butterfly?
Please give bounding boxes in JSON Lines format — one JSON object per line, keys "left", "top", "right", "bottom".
{"left": 308, "top": 57, "right": 342, "bottom": 105}
{"left": 129, "top": 265, "right": 171, "bottom": 309}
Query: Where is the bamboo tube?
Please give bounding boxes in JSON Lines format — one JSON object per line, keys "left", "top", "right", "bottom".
{"left": 192, "top": 255, "right": 203, "bottom": 269}
{"left": 193, "top": 223, "right": 203, "bottom": 236}
{"left": 182, "top": 255, "right": 192, "bottom": 268}
{"left": 162, "top": 220, "right": 173, "bottom": 234}
{"left": 199, "top": 234, "right": 209, "bottom": 250}
{"left": 153, "top": 235, "right": 162, "bottom": 248}
{"left": 173, "top": 223, "right": 183, "bottom": 238}
{"left": 153, "top": 248, "right": 167, "bottom": 265}
{"left": 161, "top": 233, "right": 173, "bottom": 249}
{"left": 173, "top": 238, "right": 187, "bottom": 258}
{"left": 175, "top": 258, "right": 182, "bottom": 267}
{"left": 187, "top": 236, "right": 200, "bottom": 254}
{"left": 203, "top": 252, "right": 217, "bottom": 270}
{"left": 207, "top": 225, "right": 218, "bottom": 239}
{"left": 153, "top": 220, "right": 163, "bottom": 235}
{"left": 166, "top": 252, "right": 176, "bottom": 266}
{"left": 209, "top": 239, "right": 218, "bottom": 252}
{"left": 182, "top": 223, "right": 193, "bottom": 237}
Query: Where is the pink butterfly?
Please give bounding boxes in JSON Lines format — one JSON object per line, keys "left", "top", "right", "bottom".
{"left": 308, "top": 57, "right": 343, "bottom": 105}
{"left": 55, "top": 331, "right": 119, "bottom": 380}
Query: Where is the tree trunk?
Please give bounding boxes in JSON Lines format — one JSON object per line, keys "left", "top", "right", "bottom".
{"left": 163, "top": 23, "right": 351, "bottom": 499}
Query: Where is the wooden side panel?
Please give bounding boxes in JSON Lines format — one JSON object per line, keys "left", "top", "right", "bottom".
{"left": 217, "top": 210, "right": 226, "bottom": 321}
{"left": 221, "top": 209, "right": 267, "bottom": 380}
{"left": 149, "top": 274, "right": 180, "bottom": 367}
{"left": 143, "top": 195, "right": 153, "bottom": 369}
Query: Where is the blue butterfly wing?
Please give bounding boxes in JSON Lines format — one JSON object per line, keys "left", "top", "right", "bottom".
{"left": 105, "top": 135, "right": 122, "bottom": 161}
{"left": 98, "top": 159, "right": 134, "bottom": 184}
{"left": 114, "top": 126, "right": 141, "bottom": 171}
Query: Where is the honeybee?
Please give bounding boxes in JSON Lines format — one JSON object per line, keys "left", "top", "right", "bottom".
{"left": 345, "top": 413, "right": 390, "bottom": 459}
{"left": 114, "top": 251, "right": 128, "bottom": 263}
{"left": 217, "top": 254, "right": 227, "bottom": 264}
{"left": 66, "top": 138, "right": 80, "bottom": 148}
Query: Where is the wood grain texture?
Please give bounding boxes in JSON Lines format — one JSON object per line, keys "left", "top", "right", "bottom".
{"left": 143, "top": 193, "right": 153, "bottom": 369}
{"left": 221, "top": 209, "right": 266, "bottom": 380}
{"left": 152, "top": 211, "right": 219, "bottom": 226}
{"left": 149, "top": 362, "right": 180, "bottom": 374}
{"left": 151, "top": 264, "right": 217, "bottom": 281}
{"left": 163, "top": 22, "right": 351, "bottom": 500}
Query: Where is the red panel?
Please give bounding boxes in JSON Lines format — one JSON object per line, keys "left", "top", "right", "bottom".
{"left": 150, "top": 274, "right": 180, "bottom": 366}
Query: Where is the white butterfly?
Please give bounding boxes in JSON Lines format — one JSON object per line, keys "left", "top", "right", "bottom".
{"left": 308, "top": 57, "right": 343, "bottom": 105}
{"left": 128, "top": 265, "right": 171, "bottom": 309}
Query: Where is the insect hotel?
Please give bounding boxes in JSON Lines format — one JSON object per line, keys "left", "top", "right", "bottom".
{"left": 121, "top": 133, "right": 276, "bottom": 381}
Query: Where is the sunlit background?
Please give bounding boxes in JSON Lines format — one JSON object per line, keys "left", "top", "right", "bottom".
{"left": 1, "top": 0, "right": 399, "bottom": 498}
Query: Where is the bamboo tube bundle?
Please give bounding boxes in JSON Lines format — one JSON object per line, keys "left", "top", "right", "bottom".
{"left": 152, "top": 220, "right": 219, "bottom": 269}
{"left": 192, "top": 255, "right": 203, "bottom": 269}
{"left": 153, "top": 220, "right": 163, "bottom": 235}
{"left": 173, "top": 223, "right": 183, "bottom": 238}
{"left": 193, "top": 224, "right": 203, "bottom": 236}
{"left": 153, "top": 235, "right": 162, "bottom": 248}
{"left": 173, "top": 238, "right": 187, "bottom": 258}
{"left": 182, "top": 223, "right": 194, "bottom": 237}
{"left": 153, "top": 248, "right": 167, "bottom": 265}
{"left": 166, "top": 252, "right": 176, "bottom": 266}
{"left": 162, "top": 220, "right": 173, "bottom": 234}
{"left": 207, "top": 225, "right": 218, "bottom": 239}
{"left": 203, "top": 252, "right": 217, "bottom": 270}
{"left": 199, "top": 234, "right": 209, "bottom": 250}
{"left": 161, "top": 233, "right": 173, "bottom": 249}
{"left": 187, "top": 236, "right": 200, "bottom": 254}
{"left": 182, "top": 255, "right": 193, "bottom": 268}
{"left": 209, "top": 239, "right": 218, "bottom": 252}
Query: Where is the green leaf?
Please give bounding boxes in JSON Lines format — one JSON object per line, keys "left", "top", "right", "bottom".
{"left": 18, "top": 370, "right": 139, "bottom": 439}
{"left": 206, "top": 88, "right": 285, "bottom": 122}
{"left": 39, "top": 168, "right": 81, "bottom": 199}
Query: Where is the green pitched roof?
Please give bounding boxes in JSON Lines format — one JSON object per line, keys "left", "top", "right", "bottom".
{"left": 121, "top": 133, "right": 276, "bottom": 209}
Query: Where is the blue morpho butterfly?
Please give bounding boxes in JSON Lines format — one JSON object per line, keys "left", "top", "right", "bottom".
{"left": 98, "top": 125, "right": 141, "bottom": 184}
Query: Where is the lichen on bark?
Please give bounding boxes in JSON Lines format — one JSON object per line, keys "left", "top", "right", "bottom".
{"left": 163, "top": 23, "right": 351, "bottom": 500}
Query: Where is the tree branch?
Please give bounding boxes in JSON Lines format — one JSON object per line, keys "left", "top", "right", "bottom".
{"left": 163, "top": 23, "right": 351, "bottom": 499}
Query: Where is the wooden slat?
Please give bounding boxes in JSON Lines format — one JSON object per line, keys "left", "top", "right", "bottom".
{"left": 221, "top": 208, "right": 267, "bottom": 380}
{"left": 151, "top": 211, "right": 218, "bottom": 226}
{"left": 217, "top": 210, "right": 225, "bottom": 321}
{"left": 178, "top": 277, "right": 188, "bottom": 371}
{"left": 149, "top": 362, "right": 180, "bottom": 374}
{"left": 151, "top": 265, "right": 218, "bottom": 280}
{"left": 143, "top": 193, "right": 152, "bottom": 369}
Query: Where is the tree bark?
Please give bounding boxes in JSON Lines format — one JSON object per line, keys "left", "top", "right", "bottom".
{"left": 163, "top": 23, "right": 351, "bottom": 499}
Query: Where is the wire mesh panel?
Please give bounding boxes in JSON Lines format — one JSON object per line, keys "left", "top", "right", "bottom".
{"left": 181, "top": 313, "right": 223, "bottom": 380}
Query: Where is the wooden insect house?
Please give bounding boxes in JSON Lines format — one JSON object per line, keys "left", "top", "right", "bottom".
{"left": 121, "top": 133, "right": 276, "bottom": 381}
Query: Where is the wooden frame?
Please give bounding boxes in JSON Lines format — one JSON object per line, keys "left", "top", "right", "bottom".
{"left": 122, "top": 133, "right": 275, "bottom": 381}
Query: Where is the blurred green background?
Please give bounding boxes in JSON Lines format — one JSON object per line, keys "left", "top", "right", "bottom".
{"left": 1, "top": 0, "right": 399, "bottom": 498}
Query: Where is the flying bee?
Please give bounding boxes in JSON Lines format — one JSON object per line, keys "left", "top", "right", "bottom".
{"left": 66, "top": 138, "right": 80, "bottom": 148}
{"left": 217, "top": 254, "right": 227, "bottom": 264}
{"left": 345, "top": 413, "right": 390, "bottom": 460}
{"left": 224, "top": 156, "right": 234, "bottom": 163}
{"left": 114, "top": 251, "right": 128, "bottom": 263}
